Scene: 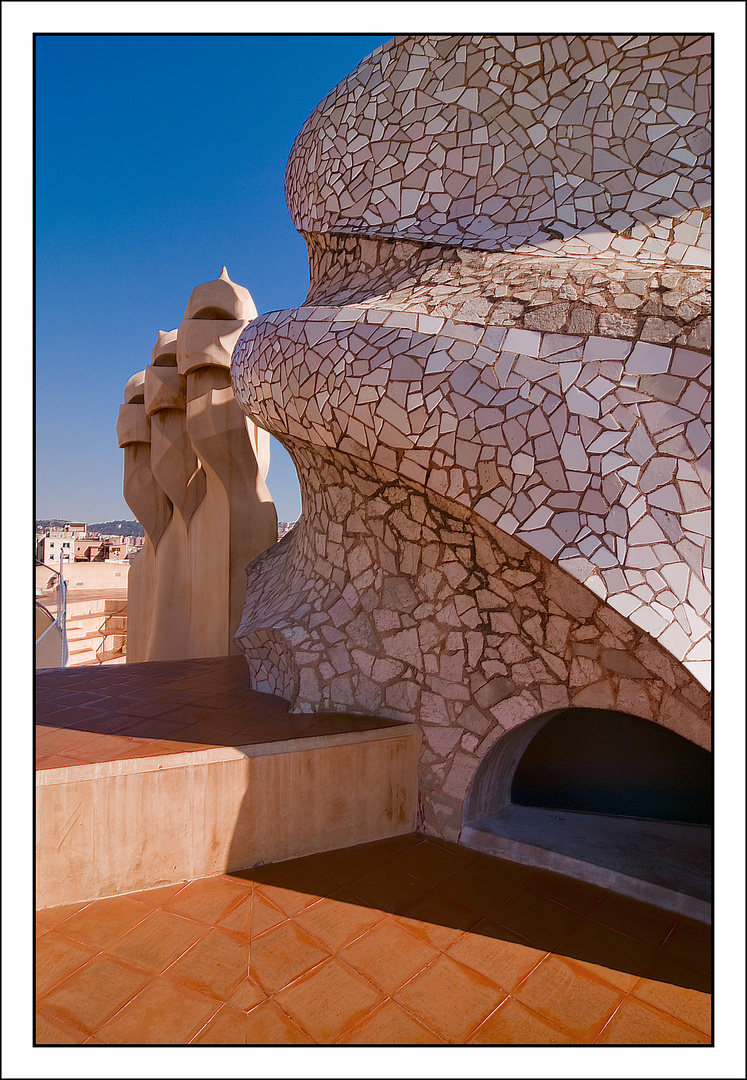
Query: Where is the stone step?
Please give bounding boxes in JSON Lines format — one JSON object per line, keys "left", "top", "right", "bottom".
{"left": 95, "top": 648, "right": 127, "bottom": 663}
{"left": 67, "top": 649, "right": 99, "bottom": 663}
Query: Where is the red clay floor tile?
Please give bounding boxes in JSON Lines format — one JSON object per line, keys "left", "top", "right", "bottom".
{"left": 552, "top": 917, "right": 658, "bottom": 992}
{"left": 162, "top": 874, "right": 252, "bottom": 925}
{"left": 346, "top": 864, "right": 431, "bottom": 912}
{"left": 445, "top": 919, "right": 548, "bottom": 992}
{"left": 394, "top": 887, "right": 482, "bottom": 950}
{"left": 589, "top": 892, "right": 677, "bottom": 949}
{"left": 129, "top": 881, "right": 190, "bottom": 908}
{"left": 36, "top": 931, "right": 96, "bottom": 996}
{"left": 215, "top": 890, "right": 255, "bottom": 935}
{"left": 55, "top": 894, "right": 151, "bottom": 950}
{"left": 35, "top": 901, "right": 91, "bottom": 929}
{"left": 595, "top": 996, "right": 710, "bottom": 1045}
{"left": 337, "top": 998, "right": 446, "bottom": 1044}
{"left": 525, "top": 868, "right": 607, "bottom": 914}
{"left": 631, "top": 955, "right": 712, "bottom": 1035}
{"left": 436, "top": 860, "right": 534, "bottom": 917}
{"left": 35, "top": 753, "right": 80, "bottom": 770}
{"left": 252, "top": 864, "right": 336, "bottom": 916}
{"left": 513, "top": 954, "right": 625, "bottom": 1042}
{"left": 106, "top": 909, "right": 207, "bottom": 973}
{"left": 249, "top": 919, "right": 330, "bottom": 995}
{"left": 33, "top": 816, "right": 712, "bottom": 1047}
{"left": 468, "top": 997, "right": 576, "bottom": 1045}
{"left": 394, "top": 953, "right": 507, "bottom": 1043}
{"left": 307, "top": 845, "right": 392, "bottom": 886}
{"left": 190, "top": 1004, "right": 247, "bottom": 1044}
{"left": 226, "top": 975, "right": 267, "bottom": 1013}
{"left": 391, "top": 837, "right": 470, "bottom": 883}
{"left": 165, "top": 927, "right": 249, "bottom": 1002}
{"left": 244, "top": 890, "right": 288, "bottom": 937}
{"left": 659, "top": 916, "right": 713, "bottom": 975}
{"left": 94, "top": 977, "right": 220, "bottom": 1045}
{"left": 273, "top": 957, "right": 385, "bottom": 1044}
{"left": 59, "top": 734, "right": 149, "bottom": 764}
{"left": 293, "top": 889, "right": 386, "bottom": 953}
{"left": 35, "top": 1008, "right": 90, "bottom": 1045}
{"left": 339, "top": 916, "right": 440, "bottom": 994}
{"left": 35, "top": 726, "right": 92, "bottom": 755}
{"left": 38, "top": 955, "right": 152, "bottom": 1034}
{"left": 491, "top": 887, "right": 585, "bottom": 951}
{"left": 244, "top": 1000, "right": 313, "bottom": 1044}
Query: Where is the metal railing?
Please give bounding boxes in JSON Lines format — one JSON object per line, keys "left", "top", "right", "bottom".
{"left": 35, "top": 557, "right": 69, "bottom": 667}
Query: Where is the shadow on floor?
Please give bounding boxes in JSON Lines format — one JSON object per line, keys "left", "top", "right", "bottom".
{"left": 226, "top": 834, "right": 711, "bottom": 995}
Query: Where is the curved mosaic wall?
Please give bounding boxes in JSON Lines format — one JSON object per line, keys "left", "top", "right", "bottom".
{"left": 287, "top": 34, "right": 711, "bottom": 263}
{"left": 234, "top": 298, "right": 710, "bottom": 683}
{"left": 304, "top": 234, "right": 710, "bottom": 351}
{"left": 233, "top": 440, "right": 709, "bottom": 840}
{"left": 231, "top": 34, "right": 711, "bottom": 837}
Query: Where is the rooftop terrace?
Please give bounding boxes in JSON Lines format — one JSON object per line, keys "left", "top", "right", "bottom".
{"left": 35, "top": 658, "right": 711, "bottom": 1046}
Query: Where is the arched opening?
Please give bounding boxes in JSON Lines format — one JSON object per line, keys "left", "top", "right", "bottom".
{"left": 462, "top": 708, "right": 712, "bottom": 921}
{"left": 511, "top": 708, "right": 712, "bottom": 825}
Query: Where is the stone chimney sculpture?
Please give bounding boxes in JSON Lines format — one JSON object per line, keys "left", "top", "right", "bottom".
{"left": 116, "top": 368, "right": 172, "bottom": 661}
{"left": 118, "top": 270, "right": 277, "bottom": 661}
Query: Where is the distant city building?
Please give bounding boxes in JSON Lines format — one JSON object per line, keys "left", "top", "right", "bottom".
{"left": 74, "top": 536, "right": 133, "bottom": 562}
{"left": 36, "top": 522, "right": 142, "bottom": 565}
{"left": 277, "top": 520, "right": 299, "bottom": 540}
{"left": 36, "top": 523, "right": 86, "bottom": 565}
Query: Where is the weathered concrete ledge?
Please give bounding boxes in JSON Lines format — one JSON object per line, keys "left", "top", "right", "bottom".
{"left": 36, "top": 724, "right": 421, "bottom": 908}
{"left": 462, "top": 807, "right": 711, "bottom": 923}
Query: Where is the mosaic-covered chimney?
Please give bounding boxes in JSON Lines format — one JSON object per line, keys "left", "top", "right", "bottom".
{"left": 230, "top": 35, "right": 711, "bottom": 842}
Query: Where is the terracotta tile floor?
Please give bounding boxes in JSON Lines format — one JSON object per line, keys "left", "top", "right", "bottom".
{"left": 35, "top": 659, "right": 713, "bottom": 1045}
{"left": 35, "top": 834, "right": 712, "bottom": 1045}
{"left": 36, "top": 656, "right": 402, "bottom": 769}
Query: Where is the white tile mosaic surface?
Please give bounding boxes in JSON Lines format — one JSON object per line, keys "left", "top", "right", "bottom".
{"left": 304, "top": 235, "right": 710, "bottom": 350}
{"left": 230, "top": 35, "right": 711, "bottom": 837}
{"left": 287, "top": 35, "right": 710, "bottom": 264}
{"left": 233, "top": 441, "right": 709, "bottom": 839}
{"left": 234, "top": 304, "right": 710, "bottom": 678}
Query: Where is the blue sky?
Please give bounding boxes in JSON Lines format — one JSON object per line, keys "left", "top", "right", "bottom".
{"left": 35, "top": 34, "right": 392, "bottom": 523}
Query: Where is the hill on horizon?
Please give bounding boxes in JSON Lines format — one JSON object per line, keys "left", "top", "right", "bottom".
{"left": 36, "top": 519, "right": 145, "bottom": 537}
{"left": 88, "top": 520, "right": 144, "bottom": 536}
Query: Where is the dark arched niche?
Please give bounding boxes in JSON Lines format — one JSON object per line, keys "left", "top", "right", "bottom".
{"left": 465, "top": 708, "right": 712, "bottom": 826}
{"left": 511, "top": 708, "right": 712, "bottom": 825}
{"left": 462, "top": 708, "right": 712, "bottom": 919}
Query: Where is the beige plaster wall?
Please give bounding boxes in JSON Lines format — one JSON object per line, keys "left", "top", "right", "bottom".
{"left": 124, "top": 539, "right": 155, "bottom": 664}
{"left": 59, "top": 561, "right": 130, "bottom": 590}
{"left": 36, "top": 726, "right": 421, "bottom": 908}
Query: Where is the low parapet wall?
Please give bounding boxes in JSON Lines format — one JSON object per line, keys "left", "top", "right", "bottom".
{"left": 37, "top": 560, "right": 131, "bottom": 592}
{"left": 61, "top": 561, "right": 130, "bottom": 590}
{"left": 36, "top": 724, "right": 421, "bottom": 907}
